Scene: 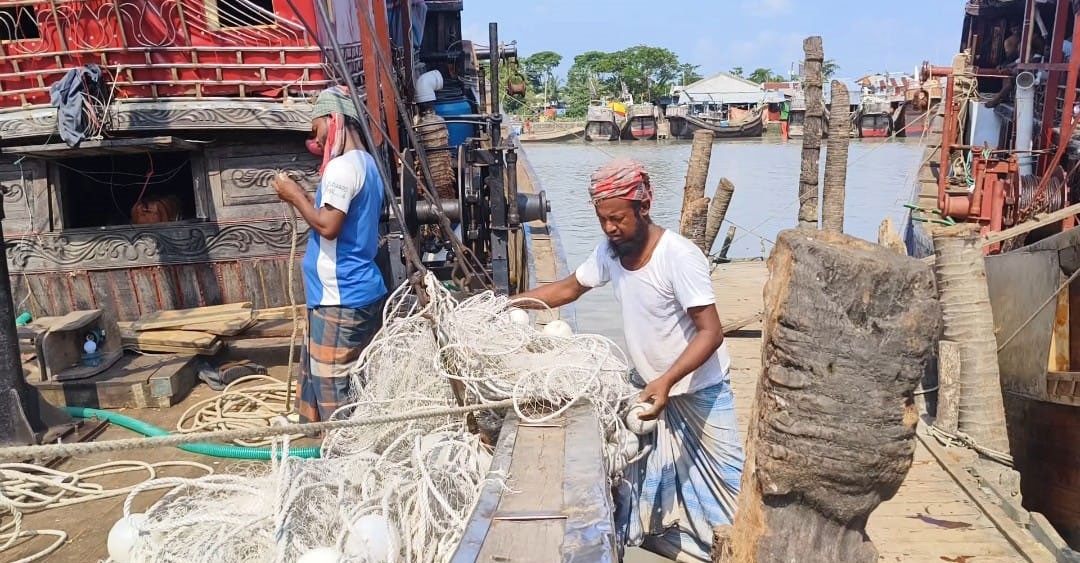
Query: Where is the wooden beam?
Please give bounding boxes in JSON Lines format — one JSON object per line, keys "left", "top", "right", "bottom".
{"left": 985, "top": 201, "right": 1080, "bottom": 247}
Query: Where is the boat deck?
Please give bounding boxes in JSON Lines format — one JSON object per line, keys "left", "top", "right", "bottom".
{"left": 713, "top": 260, "right": 1047, "bottom": 562}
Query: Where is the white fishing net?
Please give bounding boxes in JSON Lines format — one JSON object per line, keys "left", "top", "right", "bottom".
{"left": 116, "top": 275, "right": 639, "bottom": 563}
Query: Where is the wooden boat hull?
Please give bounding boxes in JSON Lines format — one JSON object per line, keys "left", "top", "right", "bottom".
{"left": 585, "top": 120, "right": 619, "bottom": 141}
{"left": 626, "top": 116, "right": 657, "bottom": 140}
{"left": 519, "top": 126, "right": 585, "bottom": 143}
{"left": 670, "top": 110, "right": 765, "bottom": 139}
{"left": 896, "top": 100, "right": 933, "bottom": 137}
{"left": 858, "top": 113, "right": 892, "bottom": 138}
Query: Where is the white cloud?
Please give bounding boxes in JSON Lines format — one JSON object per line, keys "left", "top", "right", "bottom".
{"left": 740, "top": 0, "right": 793, "bottom": 16}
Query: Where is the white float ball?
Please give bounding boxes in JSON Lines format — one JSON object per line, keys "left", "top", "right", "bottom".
{"left": 625, "top": 402, "right": 659, "bottom": 435}
{"left": 507, "top": 308, "right": 531, "bottom": 326}
{"left": 542, "top": 319, "right": 573, "bottom": 338}
{"left": 107, "top": 513, "right": 147, "bottom": 563}
{"left": 297, "top": 547, "right": 343, "bottom": 563}
{"left": 345, "top": 514, "right": 397, "bottom": 561}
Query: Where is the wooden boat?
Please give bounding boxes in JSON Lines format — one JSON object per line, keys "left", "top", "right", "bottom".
{"left": 902, "top": 3, "right": 1080, "bottom": 554}
{"left": 585, "top": 102, "right": 619, "bottom": 141}
{"left": 623, "top": 103, "right": 657, "bottom": 140}
{"left": 856, "top": 96, "right": 893, "bottom": 138}
{"left": 666, "top": 105, "right": 765, "bottom": 139}
{"left": 519, "top": 123, "right": 586, "bottom": 143}
{"left": 894, "top": 89, "right": 937, "bottom": 137}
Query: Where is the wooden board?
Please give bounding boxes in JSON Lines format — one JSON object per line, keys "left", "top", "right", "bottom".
{"left": 130, "top": 302, "right": 252, "bottom": 331}
{"left": 120, "top": 329, "right": 221, "bottom": 355}
{"left": 31, "top": 353, "right": 198, "bottom": 409}
{"left": 179, "top": 316, "right": 258, "bottom": 336}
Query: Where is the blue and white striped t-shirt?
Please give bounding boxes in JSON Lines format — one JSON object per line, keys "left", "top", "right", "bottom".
{"left": 302, "top": 149, "right": 387, "bottom": 308}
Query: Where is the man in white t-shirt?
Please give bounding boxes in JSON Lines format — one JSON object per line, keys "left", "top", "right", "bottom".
{"left": 515, "top": 159, "right": 744, "bottom": 561}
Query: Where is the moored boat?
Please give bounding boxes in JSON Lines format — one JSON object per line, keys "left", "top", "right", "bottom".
{"left": 856, "top": 95, "right": 893, "bottom": 138}
{"left": 585, "top": 102, "right": 619, "bottom": 141}
{"left": 666, "top": 104, "right": 765, "bottom": 139}
{"left": 623, "top": 103, "right": 658, "bottom": 140}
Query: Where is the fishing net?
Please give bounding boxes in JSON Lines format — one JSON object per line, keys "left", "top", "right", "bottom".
{"left": 117, "top": 275, "right": 639, "bottom": 563}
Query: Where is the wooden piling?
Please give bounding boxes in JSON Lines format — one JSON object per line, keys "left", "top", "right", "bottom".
{"left": 684, "top": 197, "right": 710, "bottom": 252}
{"left": 705, "top": 177, "right": 736, "bottom": 253}
{"left": 798, "top": 36, "right": 825, "bottom": 230}
{"left": 931, "top": 224, "right": 1010, "bottom": 453}
{"left": 681, "top": 130, "right": 714, "bottom": 235}
{"left": 822, "top": 80, "right": 850, "bottom": 233}
{"left": 719, "top": 226, "right": 736, "bottom": 260}
{"left": 936, "top": 340, "right": 961, "bottom": 433}
{"left": 713, "top": 229, "right": 940, "bottom": 563}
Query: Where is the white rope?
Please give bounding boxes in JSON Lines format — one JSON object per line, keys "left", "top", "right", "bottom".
{"left": 176, "top": 375, "right": 301, "bottom": 447}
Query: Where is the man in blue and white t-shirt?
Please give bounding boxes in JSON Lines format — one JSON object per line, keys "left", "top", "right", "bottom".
{"left": 272, "top": 87, "right": 386, "bottom": 423}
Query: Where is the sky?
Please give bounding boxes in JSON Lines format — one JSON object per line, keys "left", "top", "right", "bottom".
{"left": 461, "top": 0, "right": 966, "bottom": 83}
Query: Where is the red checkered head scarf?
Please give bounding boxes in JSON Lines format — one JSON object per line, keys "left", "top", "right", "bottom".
{"left": 588, "top": 159, "right": 653, "bottom": 205}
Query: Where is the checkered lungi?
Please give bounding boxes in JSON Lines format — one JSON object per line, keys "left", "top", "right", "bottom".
{"left": 296, "top": 302, "right": 384, "bottom": 423}
{"left": 615, "top": 376, "right": 745, "bottom": 562}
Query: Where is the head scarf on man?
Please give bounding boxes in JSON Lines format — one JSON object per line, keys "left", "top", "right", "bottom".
{"left": 311, "top": 86, "right": 359, "bottom": 174}
{"left": 588, "top": 158, "right": 653, "bottom": 205}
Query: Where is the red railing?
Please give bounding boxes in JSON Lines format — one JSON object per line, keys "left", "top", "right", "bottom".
{"left": 0, "top": 0, "right": 352, "bottom": 108}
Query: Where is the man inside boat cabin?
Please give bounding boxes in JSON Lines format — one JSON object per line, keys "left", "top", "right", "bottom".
{"left": 514, "top": 159, "right": 743, "bottom": 561}
{"left": 271, "top": 87, "right": 387, "bottom": 423}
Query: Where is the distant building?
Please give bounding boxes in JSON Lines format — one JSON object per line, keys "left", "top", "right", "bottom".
{"left": 676, "top": 72, "right": 785, "bottom": 122}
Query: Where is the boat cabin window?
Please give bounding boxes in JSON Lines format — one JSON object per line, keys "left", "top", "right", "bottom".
{"left": 0, "top": 7, "right": 41, "bottom": 42}
{"left": 57, "top": 151, "right": 199, "bottom": 230}
{"left": 205, "top": 0, "right": 276, "bottom": 29}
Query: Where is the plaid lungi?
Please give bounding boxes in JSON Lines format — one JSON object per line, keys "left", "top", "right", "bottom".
{"left": 615, "top": 377, "right": 745, "bottom": 562}
{"left": 297, "top": 302, "right": 383, "bottom": 423}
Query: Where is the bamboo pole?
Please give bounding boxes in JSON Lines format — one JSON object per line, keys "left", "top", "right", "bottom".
{"left": 681, "top": 130, "right": 714, "bottom": 235}
{"left": 822, "top": 80, "right": 850, "bottom": 233}
{"left": 798, "top": 36, "right": 824, "bottom": 230}
{"left": 705, "top": 177, "right": 735, "bottom": 252}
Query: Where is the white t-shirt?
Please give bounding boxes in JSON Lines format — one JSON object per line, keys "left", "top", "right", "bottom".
{"left": 575, "top": 230, "right": 731, "bottom": 396}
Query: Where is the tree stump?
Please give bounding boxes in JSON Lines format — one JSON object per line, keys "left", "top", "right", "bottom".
{"left": 931, "top": 224, "right": 1010, "bottom": 453}
{"left": 706, "top": 178, "right": 736, "bottom": 251}
{"left": 684, "top": 197, "right": 711, "bottom": 253}
{"left": 822, "top": 80, "right": 850, "bottom": 233}
{"left": 714, "top": 229, "right": 940, "bottom": 563}
{"left": 798, "top": 37, "right": 825, "bottom": 230}
{"left": 877, "top": 218, "right": 906, "bottom": 254}
{"left": 935, "top": 340, "right": 961, "bottom": 433}
{"left": 681, "top": 130, "right": 714, "bottom": 235}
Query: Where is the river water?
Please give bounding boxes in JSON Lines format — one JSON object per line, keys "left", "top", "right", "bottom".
{"left": 523, "top": 137, "right": 926, "bottom": 348}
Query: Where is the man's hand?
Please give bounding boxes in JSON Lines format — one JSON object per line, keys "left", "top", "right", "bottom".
{"left": 272, "top": 172, "right": 304, "bottom": 205}
{"left": 637, "top": 376, "right": 675, "bottom": 420}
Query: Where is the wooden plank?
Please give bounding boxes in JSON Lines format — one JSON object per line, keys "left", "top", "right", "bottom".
{"left": 120, "top": 329, "right": 221, "bottom": 355}
{"left": 1, "top": 136, "right": 201, "bottom": 158}
{"left": 193, "top": 262, "right": 223, "bottom": 306}
{"left": 88, "top": 271, "right": 119, "bottom": 325}
{"left": 129, "top": 302, "right": 252, "bottom": 330}
{"left": 68, "top": 272, "right": 97, "bottom": 311}
{"left": 152, "top": 267, "right": 182, "bottom": 312}
{"left": 130, "top": 268, "right": 162, "bottom": 315}
{"left": 259, "top": 259, "right": 288, "bottom": 309}
{"left": 109, "top": 269, "right": 142, "bottom": 320}
{"left": 237, "top": 261, "right": 268, "bottom": 309}
{"left": 937, "top": 340, "right": 961, "bottom": 432}
{"left": 474, "top": 519, "right": 563, "bottom": 563}
{"left": 174, "top": 264, "right": 203, "bottom": 308}
{"left": 497, "top": 424, "right": 565, "bottom": 513}
{"left": 983, "top": 202, "right": 1080, "bottom": 247}
{"left": 232, "top": 318, "right": 304, "bottom": 339}
{"left": 256, "top": 305, "right": 306, "bottom": 321}
{"left": 721, "top": 312, "right": 762, "bottom": 335}
{"left": 218, "top": 262, "right": 246, "bottom": 304}
{"left": 917, "top": 428, "right": 1056, "bottom": 562}
{"left": 179, "top": 316, "right": 257, "bottom": 336}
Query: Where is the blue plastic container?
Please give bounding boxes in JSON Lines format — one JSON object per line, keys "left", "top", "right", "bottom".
{"left": 434, "top": 99, "right": 475, "bottom": 148}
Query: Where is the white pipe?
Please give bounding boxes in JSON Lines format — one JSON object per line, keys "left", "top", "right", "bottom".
{"left": 1015, "top": 71, "right": 1036, "bottom": 176}
{"left": 414, "top": 70, "right": 444, "bottom": 104}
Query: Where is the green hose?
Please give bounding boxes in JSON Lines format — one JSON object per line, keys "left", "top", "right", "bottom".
{"left": 63, "top": 406, "right": 321, "bottom": 460}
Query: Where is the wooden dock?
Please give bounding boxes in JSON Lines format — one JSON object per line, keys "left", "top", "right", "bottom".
{"left": 712, "top": 260, "right": 1050, "bottom": 562}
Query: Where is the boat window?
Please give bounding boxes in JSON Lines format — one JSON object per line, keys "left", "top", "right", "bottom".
{"left": 204, "top": 0, "right": 276, "bottom": 29}
{"left": 57, "top": 151, "right": 199, "bottom": 230}
{"left": 0, "top": 7, "right": 41, "bottom": 42}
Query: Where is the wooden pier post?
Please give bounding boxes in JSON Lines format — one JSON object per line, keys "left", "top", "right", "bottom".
{"left": 822, "top": 81, "right": 850, "bottom": 233}
{"left": 705, "top": 178, "right": 736, "bottom": 253}
{"left": 681, "top": 130, "right": 715, "bottom": 235}
{"left": 931, "top": 225, "right": 1010, "bottom": 453}
{"left": 714, "top": 229, "right": 940, "bottom": 563}
{"left": 684, "top": 197, "right": 711, "bottom": 253}
{"left": 718, "top": 226, "right": 737, "bottom": 261}
{"left": 797, "top": 37, "right": 825, "bottom": 230}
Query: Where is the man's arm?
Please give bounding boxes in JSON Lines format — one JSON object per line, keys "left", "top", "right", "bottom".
{"left": 272, "top": 174, "right": 347, "bottom": 240}
{"left": 638, "top": 304, "right": 725, "bottom": 420}
{"left": 513, "top": 274, "right": 592, "bottom": 309}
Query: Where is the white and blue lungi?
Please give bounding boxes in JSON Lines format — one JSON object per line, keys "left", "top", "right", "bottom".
{"left": 615, "top": 379, "right": 745, "bottom": 562}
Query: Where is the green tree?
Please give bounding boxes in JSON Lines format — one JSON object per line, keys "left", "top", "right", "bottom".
{"left": 730, "top": 66, "right": 745, "bottom": 78}
{"left": 521, "top": 51, "right": 563, "bottom": 103}
{"left": 605, "top": 45, "right": 681, "bottom": 102}
{"left": 822, "top": 59, "right": 840, "bottom": 80}
{"left": 747, "top": 67, "right": 785, "bottom": 84}
{"left": 679, "top": 63, "right": 703, "bottom": 86}
{"left": 565, "top": 50, "right": 615, "bottom": 116}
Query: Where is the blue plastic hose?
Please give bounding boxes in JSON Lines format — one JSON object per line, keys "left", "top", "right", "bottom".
{"left": 63, "top": 406, "right": 321, "bottom": 460}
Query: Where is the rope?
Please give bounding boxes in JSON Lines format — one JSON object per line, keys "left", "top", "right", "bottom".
{"left": 0, "top": 503, "right": 66, "bottom": 563}
{"left": 926, "top": 423, "right": 1014, "bottom": 467}
{"left": 0, "top": 399, "right": 518, "bottom": 463}
{"left": 996, "top": 266, "right": 1080, "bottom": 352}
{"left": 176, "top": 375, "right": 300, "bottom": 447}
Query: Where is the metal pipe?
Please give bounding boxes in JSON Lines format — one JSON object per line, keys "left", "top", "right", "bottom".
{"left": 506, "top": 149, "right": 520, "bottom": 227}
{"left": 489, "top": 23, "right": 501, "bottom": 124}
{"left": 1015, "top": 71, "right": 1037, "bottom": 176}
